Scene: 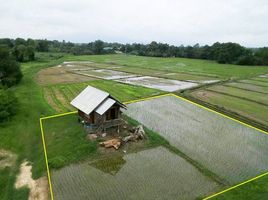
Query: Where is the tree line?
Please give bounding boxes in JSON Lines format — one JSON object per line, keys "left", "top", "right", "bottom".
{"left": 1, "top": 38, "right": 267, "bottom": 66}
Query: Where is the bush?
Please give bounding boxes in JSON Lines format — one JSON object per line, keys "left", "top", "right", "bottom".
{"left": 0, "top": 45, "right": 23, "bottom": 87}
{"left": 0, "top": 88, "right": 18, "bottom": 122}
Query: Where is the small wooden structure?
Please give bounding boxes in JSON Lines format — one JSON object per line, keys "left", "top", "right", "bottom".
{"left": 71, "top": 86, "right": 126, "bottom": 133}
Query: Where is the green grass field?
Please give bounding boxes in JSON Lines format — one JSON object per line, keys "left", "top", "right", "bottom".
{"left": 65, "top": 54, "right": 268, "bottom": 80}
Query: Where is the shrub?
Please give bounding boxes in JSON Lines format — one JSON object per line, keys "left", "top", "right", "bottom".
{"left": 0, "top": 88, "right": 18, "bottom": 122}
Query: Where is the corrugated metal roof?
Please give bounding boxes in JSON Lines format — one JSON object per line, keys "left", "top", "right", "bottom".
{"left": 95, "top": 98, "right": 116, "bottom": 115}
{"left": 70, "top": 86, "right": 109, "bottom": 115}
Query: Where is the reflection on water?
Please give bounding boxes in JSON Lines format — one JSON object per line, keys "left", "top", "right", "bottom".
{"left": 90, "top": 155, "right": 126, "bottom": 175}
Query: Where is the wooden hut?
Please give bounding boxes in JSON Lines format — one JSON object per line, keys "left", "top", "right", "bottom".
{"left": 71, "top": 86, "right": 126, "bottom": 133}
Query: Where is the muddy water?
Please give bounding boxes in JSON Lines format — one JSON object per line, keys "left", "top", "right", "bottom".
{"left": 117, "top": 76, "right": 198, "bottom": 92}
{"left": 51, "top": 147, "right": 219, "bottom": 200}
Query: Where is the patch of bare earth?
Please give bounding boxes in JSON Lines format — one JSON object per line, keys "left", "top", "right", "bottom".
{"left": 0, "top": 149, "right": 17, "bottom": 169}
{"left": 36, "top": 65, "right": 96, "bottom": 86}
{"left": 15, "top": 161, "right": 49, "bottom": 200}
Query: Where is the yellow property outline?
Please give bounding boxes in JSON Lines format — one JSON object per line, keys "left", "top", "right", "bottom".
{"left": 39, "top": 93, "right": 268, "bottom": 200}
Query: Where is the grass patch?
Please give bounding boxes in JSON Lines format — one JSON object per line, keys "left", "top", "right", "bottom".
{"left": 214, "top": 175, "right": 268, "bottom": 200}
{"left": 42, "top": 114, "right": 98, "bottom": 169}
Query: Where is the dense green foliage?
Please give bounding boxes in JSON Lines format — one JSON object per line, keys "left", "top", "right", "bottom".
{"left": 0, "top": 46, "right": 22, "bottom": 86}
{"left": 1, "top": 38, "right": 268, "bottom": 66}
{"left": 0, "top": 88, "right": 18, "bottom": 122}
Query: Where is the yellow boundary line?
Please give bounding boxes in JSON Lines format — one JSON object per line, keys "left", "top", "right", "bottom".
{"left": 39, "top": 93, "right": 268, "bottom": 200}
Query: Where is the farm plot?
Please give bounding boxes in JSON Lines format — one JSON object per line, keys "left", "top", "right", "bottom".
{"left": 225, "top": 82, "right": 268, "bottom": 94}
{"left": 43, "top": 80, "right": 164, "bottom": 112}
{"left": 206, "top": 85, "right": 268, "bottom": 105}
{"left": 191, "top": 90, "right": 268, "bottom": 125}
{"left": 239, "top": 79, "right": 268, "bottom": 87}
{"left": 125, "top": 95, "right": 268, "bottom": 184}
{"left": 76, "top": 69, "right": 137, "bottom": 80}
{"left": 36, "top": 65, "right": 96, "bottom": 85}
{"left": 117, "top": 76, "right": 198, "bottom": 92}
{"left": 51, "top": 147, "right": 220, "bottom": 200}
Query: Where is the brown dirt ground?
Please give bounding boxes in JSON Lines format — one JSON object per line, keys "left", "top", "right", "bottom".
{"left": 15, "top": 161, "right": 50, "bottom": 200}
{"left": 36, "top": 65, "right": 96, "bottom": 86}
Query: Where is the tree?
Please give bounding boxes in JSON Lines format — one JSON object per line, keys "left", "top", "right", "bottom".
{"left": 26, "top": 46, "right": 35, "bottom": 60}
{"left": 13, "top": 44, "right": 27, "bottom": 62}
{"left": 37, "top": 40, "right": 49, "bottom": 52}
{"left": 0, "top": 46, "right": 23, "bottom": 87}
{"left": 255, "top": 47, "right": 268, "bottom": 65}
{"left": 0, "top": 87, "right": 18, "bottom": 122}
{"left": 92, "top": 40, "right": 104, "bottom": 54}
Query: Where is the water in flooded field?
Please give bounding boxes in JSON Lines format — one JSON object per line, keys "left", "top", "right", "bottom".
{"left": 52, "top": 147, "right": 219, "bottom": 200}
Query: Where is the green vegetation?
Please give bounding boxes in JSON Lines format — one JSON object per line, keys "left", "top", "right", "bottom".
{"left": 207, "top": 85, "right": 268, "bottom": 105}
{"left": 0, "top": 46, "right": 22, "bottom": 87}
{"left": 44, "top": 80, "right": 164, "bottom": 112}
{"left": 42, "top": 114, "right": 98, "bottom": 169}
{"left": 66, "top": 54, "right": 268, "bottom": 79}
{"left": 214, "top": 175, "right": 268, "bottom": 199}
{"left": 0, "top": 88, "right": 18, "bottom": 122}
{"left": 0, "top": 51, "right": 267, "bottom": 199}
{"left": 0, "top": 53, "right": 65, "bottom": 200}
{"left": 191, "top": 90, "right": 268, "bottom": 125}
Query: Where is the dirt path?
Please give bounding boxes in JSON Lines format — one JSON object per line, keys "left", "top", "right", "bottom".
{"left": 15, "top": 161, "right": 49, "bottom": 200}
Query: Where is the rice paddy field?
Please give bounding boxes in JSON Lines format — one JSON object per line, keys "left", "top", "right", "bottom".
{"left": 66, "top": 54, "right": 268, "bottom": 80}
{"left": 190, "top": 75, "right": 268, "bottom": 126}
{"left": 51, "top": 147, "right": 220, "bottom": 200}
{"left": 125, "top": 95, "right": 268, "bottom": 184}
{"left": 117, "top": 76, "right": 198, "bottom": 92}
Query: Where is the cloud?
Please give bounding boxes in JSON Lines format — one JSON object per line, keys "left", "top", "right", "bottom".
{"left": 0, "top": 0, "right": 267, "bottom": 47}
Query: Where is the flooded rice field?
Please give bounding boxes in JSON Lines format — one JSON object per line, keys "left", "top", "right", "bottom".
{"left": 117, "top": 76, "right": 198, "bottom": 92}
{"left": 79, "top": 69, "right": 137, "bottom": 80}
{"left": 125, "top": 95, "right": 268, "bottom": 184}
{"left": 51, "top": 147, "right": 219, "bottom": 200}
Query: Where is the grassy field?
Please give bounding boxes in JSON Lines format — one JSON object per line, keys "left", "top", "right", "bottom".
{"left": 65, "top": 54, "right": 268, "bottom": 80}
{"left": 125, "top": 95, "right": 268, "bottom": 184}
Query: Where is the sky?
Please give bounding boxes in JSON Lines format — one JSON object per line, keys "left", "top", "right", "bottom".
{"left": 0, "top": 0, "right": 268, "bottom": 47}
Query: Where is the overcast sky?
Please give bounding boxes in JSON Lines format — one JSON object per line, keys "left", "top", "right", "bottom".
{"left": 0, "top": 0, "right": 268, "bottom": 47}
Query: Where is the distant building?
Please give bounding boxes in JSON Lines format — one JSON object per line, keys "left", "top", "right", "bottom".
{"left": 71, "top": 86, "right": 126, "bottom": 133}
